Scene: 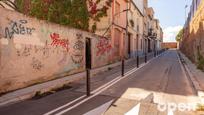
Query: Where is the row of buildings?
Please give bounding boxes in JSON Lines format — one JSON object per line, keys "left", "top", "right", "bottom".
{"left": 0, "top": 0, "right": 163, "bottom": 59}
{"left": 0, "top": 0, "right": 163, "bottom": 93}
{"left": 180, "top": 0, "right": 204, "bottom": 64}
{"left": 89, "top": 0, "right": 163, "bottom": 59}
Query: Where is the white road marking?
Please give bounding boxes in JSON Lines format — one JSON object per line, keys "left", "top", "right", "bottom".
{"left": 167, "top": 109, "right": 174, "bottom": 115}
{"left": 44, "top": 95, "right": 86, "bottom": 115}
{"left": 83, "top": 100, "right": 114, "bottom": 115}
{"left": 44, "top": 52, "right": 165, "bottom": 115}
{"left": 125, "top": 103, "right": 141, "bottom": 115}
{"left": 44, "top": 77, "right": 121, "bottom": 115}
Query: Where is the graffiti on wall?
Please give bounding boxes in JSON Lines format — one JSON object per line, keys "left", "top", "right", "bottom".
{"left": 50, "top": 33, "right": 69, "bottom": 52}
{"left": 4, "top": 20, "right": 35, "bottom": 39}
{"left": 58, "top": 53, "right": 68, "bottom": 65}
{"left": 31, "top": 57, "right": 43, "bottom": 70}
{"left": 16, "top": 45, "right": 32, "bottom": 57}
{"left": 96, "top": 37, "right": 112, "bottom": 56}
{"left": 40, "top": 40, "right": 50, "bottom": 58}
{"left": 71, "top": 33, "right": 84, "bottom": 64}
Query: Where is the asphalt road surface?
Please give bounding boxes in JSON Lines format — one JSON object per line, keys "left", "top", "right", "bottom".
{"left": 0, "top": 50, "right": 197, "bottom": 115}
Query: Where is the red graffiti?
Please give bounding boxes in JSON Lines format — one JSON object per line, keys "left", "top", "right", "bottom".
{"left": 88, "top": 0, "right": 97, "bottom": 14}
{"left": 96, "top": 37, "right": 112, "bottom": 56}
{"left": 50, "top": 33, "right": 69, "bottom": 52}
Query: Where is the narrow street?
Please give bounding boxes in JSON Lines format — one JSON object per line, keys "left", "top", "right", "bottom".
{"left": 0, "top": 50, "right": 199, "bottom": 115}
{"left": 1, "top": 0, "right": 204, "bottom": 115}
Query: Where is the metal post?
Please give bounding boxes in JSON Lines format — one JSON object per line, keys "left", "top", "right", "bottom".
{"left": 136, "top": 34, "right": 139, "bottom": 68}
{"left": 154, "top": 40, "right": 156, "bottom": 57}
{"left": 122, "top": 60, "right": 125, "bottom": 76}
{"left": 86, "top": 69, "right": 90, "bottom": 96}
{"left": 145, "top": 52, "right": 147, "bottom": 63}
{"left": 137, "top": 55, "right": 139, "bottom": 68}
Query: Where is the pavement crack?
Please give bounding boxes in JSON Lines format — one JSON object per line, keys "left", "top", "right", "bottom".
{"left": 158, "top": 64, "right": 172, "bottom": 92}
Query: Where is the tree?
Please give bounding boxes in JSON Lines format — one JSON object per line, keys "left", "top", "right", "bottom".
{"left": 176, "top": 28, "right": 184, "bottom": 42}
{"left": 14, "top": 0, "right": 112, "bottom": 32}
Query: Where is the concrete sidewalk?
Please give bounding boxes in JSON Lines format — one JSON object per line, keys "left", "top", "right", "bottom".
{"left": 179, "top": 51, "right": 204, "bottom": 96}
{"left": 0, "top": 53, "right": 151, "bottom": 107}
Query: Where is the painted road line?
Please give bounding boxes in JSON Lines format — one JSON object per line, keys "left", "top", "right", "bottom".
{"left": 45, "top": 51, "right": 166, "bottom": 115}
{"left": 55, "top": 74, "right": 123, "bottom": 115}
{"left": 44, "top": 61, "right": 144, "bottom": 115}
{"left": 43, "top": 95, "right": 86, "bottom": 115}
{"left": 125, "top": 103, "right": 141, "bottom": 115}
{"left": 44, "top": 76, "right": 121, "bottom": 115}
{"left": 83, "top": 100, "right": 114, "bottom": 115}
{"left": 55, "top": 53, "right": 164, "bottom": 115}
{"left": 125, "top": 93, "right": 154, "bottom": 115}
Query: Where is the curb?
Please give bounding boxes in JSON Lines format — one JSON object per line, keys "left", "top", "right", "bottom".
{"left": 0, "top": 58, "right": 133, "bottom": 107}
{"left": 0, "top": 72, "right": 86, "bottom": 107}
{"left": 0, "top": 52, "right": 164, "bottom": 107}
{"left": 178, "top": 51, "right": 204, "bottom": 98}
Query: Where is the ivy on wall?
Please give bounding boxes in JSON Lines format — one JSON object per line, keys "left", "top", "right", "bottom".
{"left": 88, "top": 0, "right": 112, "bottom": 32}
{"left": 15, "top": 0, "right": 112, "bottom": 32}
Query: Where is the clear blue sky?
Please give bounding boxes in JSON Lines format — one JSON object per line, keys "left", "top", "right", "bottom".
{"left": 149, "top": 0, "right": 192, "bottom": 42}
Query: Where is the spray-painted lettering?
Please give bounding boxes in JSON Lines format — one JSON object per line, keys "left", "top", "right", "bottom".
{"left": 96, "top": 37, "right": 112, "bottom": 56}
{"left": 71, "top": 33, "right": 84, "bottom": 64}
{"left": 4, "top": 20, "right": 35, "bottom": 39}
{"left": 50, "top": 33, "right": 69, "bottom": 52}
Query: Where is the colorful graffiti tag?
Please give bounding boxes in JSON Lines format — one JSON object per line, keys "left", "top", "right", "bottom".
{"left": 50, "top": 33, "right": 69, "bottom": 52}
{"left": 96, "top": 37, "right": 112, "bottom": 56}
{"left": 4, "top": 20, "right": 35, "bottom": 39}
{"left": 71, "top": 33, "right": 84, "bottom": 64}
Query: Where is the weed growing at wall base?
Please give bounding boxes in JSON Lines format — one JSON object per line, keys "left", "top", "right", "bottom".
{"left": 197, "top": 48, "right": 204, "bottom": 71}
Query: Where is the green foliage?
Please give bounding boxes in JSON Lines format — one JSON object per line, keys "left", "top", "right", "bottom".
{"left": 15, "top": 0, "right": 24, "bottom": 12}
{"left": 29, "top": 0, "right": 49, "bottom": 20}
{"left": 88, "top": 0, "right": 112, "bottom": 32}
{"left": 28, "top": 0, "right": 90, "bottom": 30}
{"left": 197, "top": 48, "right": 204, "bottom": 71}
{"left": 176, "top": 28, "right": 184, "bottom": 42}
{"left": 15, "top": 0, "right": 112, "bottom": 32}
{"left": 47, "top": 0, "right": 89, "bottom": 30}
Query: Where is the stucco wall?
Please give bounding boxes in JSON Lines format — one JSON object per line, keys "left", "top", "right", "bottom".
{"left": 181, "top": 0, "right": 204, "bottom": 63}
{"left": 91, "top": 37, "right": 115, "bottom": 68}
{"left": 0, "top": 8, "right": 115, "bottom": 94}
